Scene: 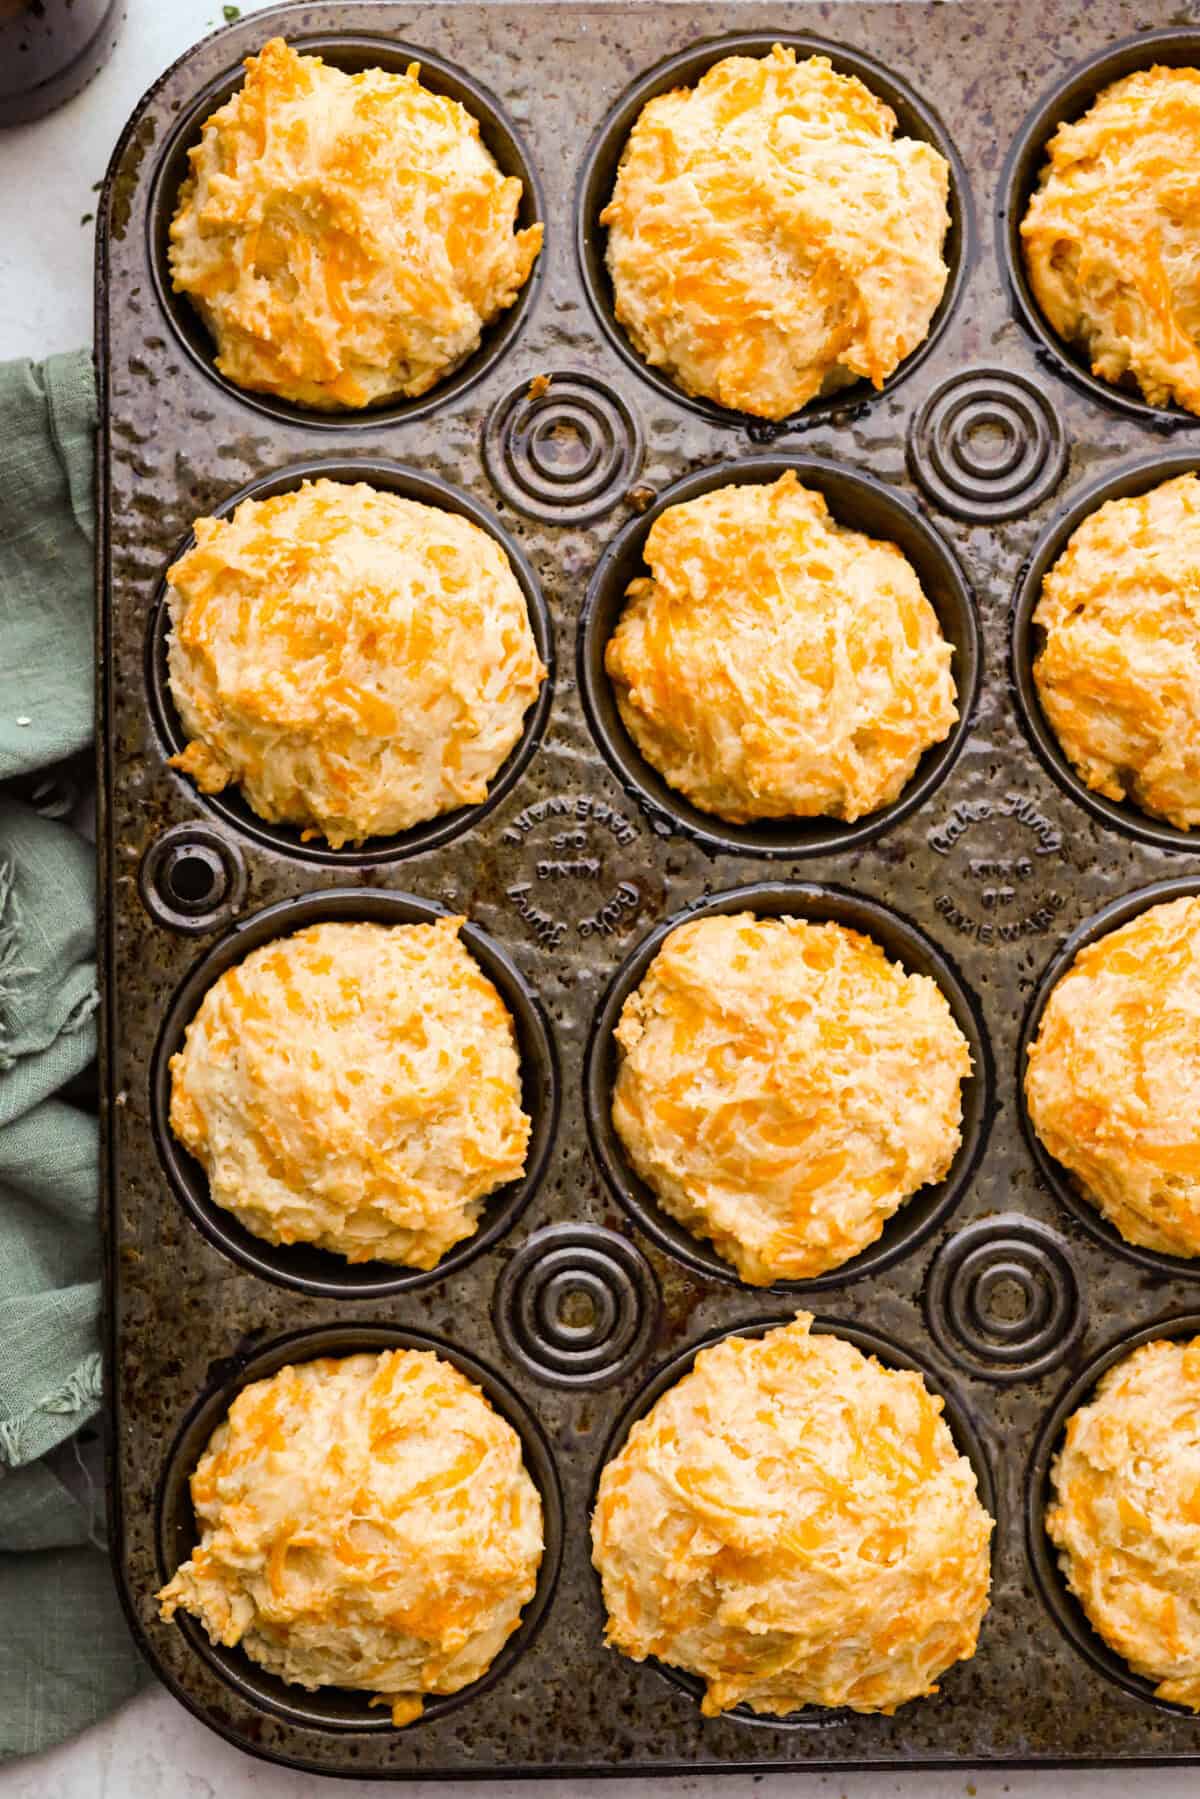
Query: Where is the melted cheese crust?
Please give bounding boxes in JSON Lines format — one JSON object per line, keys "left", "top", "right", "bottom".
{"left": 169, "top": 38, "right": 542, "bottom": 409}
{"left": 1033, "top": 473, "right": 1200, "bottom": 831}
{"left": 605, "top": 473, "right": 957, "bottom": 825}
{"left": 1021, "top": 66, "right": 1200, "bottom": 415}
{"left": 166, "top": 479, "right": 546, "bottom": 848}
{"left": 1025, "top": 895, "right": 1200, "bottom": 1258}
{"left": 158, "top": 1348, "right": 544, "bottom": 1725}
{"left": 611, "top": 914, "right": 971, "bottom": 1284}
{"left": 1048, "top": 1337, "right": 1200, "bottom": 1710}
{"left": 602, "top": 46, "right": 951, "bottom": 420}
{"left": 169, "top": 918, "right": 531, "bottom": 1269}
{"left": 592, "top": 1313, "right": 992, "bottom": 1717}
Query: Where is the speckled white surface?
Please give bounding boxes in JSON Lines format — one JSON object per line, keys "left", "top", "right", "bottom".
{"left": 0, "top": 0, "right": 1198, "bottom": 1791}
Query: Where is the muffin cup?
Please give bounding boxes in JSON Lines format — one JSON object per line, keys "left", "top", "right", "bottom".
{"left": 592, "top": 1312, "right": 996, "bottom": 1728}
{"left": 1011, "top": 451, "right": 1200, "bottom": 851}
{"left": 145, "top": 457, "right": 555, "bottom": 867}
{"left": 576, "top": 30, "right": 971, "bottom": 433}
{"left": 1026, "top": 1311, "right": 1200, "bottom": 1715}
{"left": 576, "top": 454, "right": 979, "bottom": 858}
{"left": 583, "top": 881, "right": 993, "bottom": 1293}
{"left": 999, "top": 27, "right": 1200, "bottom": 425}
{"left": 147, "top": 31, "right": 545, "bottom": 428}
{"left": 1017, "top": 875, "right": 1200, "bottom": 1279}
{"left": 150, "top": 888, "right": 560, "bottom": 1298}
{"left": 154, "top": 1322, "right": 564, "bottom": 1731}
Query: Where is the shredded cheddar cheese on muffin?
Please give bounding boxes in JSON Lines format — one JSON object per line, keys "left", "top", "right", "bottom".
{"left": 166, "top": 479, "right": 546, "bottom": 848}
{"left": 1033, "top": 473, "right": 1200, "bottom": 831}
{"left": 591, "top": 1313, "right": 992, "bottom": 1717}
{"left": 158, "top": 1348, "right": 544, "bottom": 1724}
{"left": 1021, "top": 66, "right": 1200, "bottom": 415}
{"left": 602, "top": 45, "right": 951, "bottom": 419}
{"left": 169, "top": 918, "right": 531, "bottom": 1269}
{"left": 611, "top": 913, "right": 971, "bottom": 1284}
{"left": 1048, "top": 1336, "right": 1200, "bottom": 1710}
{"left": 1025, "top": 895, "right": 1200, "bottom": 1258}
{"left": 169, "top": 37, "right": 542, "bottom": 409}
{"left": 604, "top": 473, "right": 957, "bottom": 825}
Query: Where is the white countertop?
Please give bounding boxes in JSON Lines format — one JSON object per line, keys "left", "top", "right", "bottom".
{"left": 1, "top": 1, "right": 1197, "bottom": 1792}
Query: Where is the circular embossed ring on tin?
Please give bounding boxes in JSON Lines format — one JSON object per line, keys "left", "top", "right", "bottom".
{"left": 150, "top": 888, "right": 560, "bottom": 1299}
{"left": 146, "top": 33, "right": 545, "bottom": 429}
{"left": 585, "top": 882, "right": 993, "bottom": 1293}
{"left": 907, "top": 368, "right": 1067, "bottom": 523}
{"left": 577, "top": 455, "right": 980, "bottom": 859}
{"left": 138, "top": 821, "right": 247, "bottom": 935}
{"left": 999, "top": 27, "right": 1200, "bottom": 426}
{"left": 493, "top": 1223, "right": 659, "bottom": 1387}
{"left": 593, "top": 1313, "right": 996, "bottom": 1728}
{"left": 1017, "top": 874, "right": 1200, "bottom": 1280}
{"left": 1027, "top": 1311, "right": 1200, "bottom": 1716}
{"left": 483, "top": 373, "right": 644, "bottom": 525}
{"left": 155, "top": 1323, "right": 564, "bottom": 1732}
{"left": 577, "top": 31, "right": 971, "bottom": 432}
{"left": 1011, "top": 451, "right": 1200, "bottom": 852}
{"left": 924, "top": 1213, "right": 1084, "bottom": 1382}
{"left": 145, "top": 458, "right": 555, "bottom": 869}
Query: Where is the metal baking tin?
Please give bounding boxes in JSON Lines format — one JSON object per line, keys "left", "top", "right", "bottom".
{"left": 96, "top": 0, "right": 1200, "bottom": 1775}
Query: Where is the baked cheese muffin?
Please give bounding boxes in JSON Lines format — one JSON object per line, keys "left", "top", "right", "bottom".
{"left": 602, "top": 46, "right": 952, "bottom": 419}
{"left": 1032, "top": 473, "right": 1200, "bottom": 831}
{"left": 169, "top": 37, "right": 542, "bottom": 409}
{"left": 611, "top": 913, "right": 971, "bottom": 1284}
{"left": 1021, "top": 66, "right": 1200, "bottom": 415}
{"left": 1047, "top": 1336, "right": 1200, "bottom": 1710}
{"left": 1025, "top": 895, "right": 1200, "bottom": 1258}
{"left": 169, "top": 918, "right": 531, "bottom": 1268}
{"left": 167, "top": 479, "right": 546, "bottom": 848}
{"left": 158, "top": 1348, "right": 544, "bottom": 1723}
{"left": 605, "top": 473, "right": 957, "bottom": 824}
{"left": 592, "top": 1313, "right": 992, "bottom": 1716}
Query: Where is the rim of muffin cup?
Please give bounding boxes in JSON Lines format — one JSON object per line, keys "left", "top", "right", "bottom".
{"left": 145, "top": 31, "right": 546, "bottom": 429}
{"left": 1011, "top": 451, "right": 1200, "bottom": 852}
{"left": 151, "top": 1322, "right": 564, "bottom": 1733}
{"left": 591, "top": 1312, "right": 996, "bottom": 1728}
{"left": 999, "top": 27, "right": 1200, "bottom": 426}
{"left": 149, "top": 888, "right": 560, "bottom": 1299}
{"left": 577, "top": 454, "right": 980, "bottom": 859}
{"left": 583, "top": 882, "right": 994, "bottom": 1294}
{"left": 1017, "top": 875, "right": 1200, "bottom": 1281}
{"left": 1026, "top": 1310, "right": 1200, "bottom": 1717}
{"left": 145, "top": 457, "right": 556, "bottom": 868}
{"left": 576, "top": 31, "right": 973, "bottom": 432}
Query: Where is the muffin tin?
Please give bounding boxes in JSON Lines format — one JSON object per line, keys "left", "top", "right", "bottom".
{"left": 95, "top": 0, "right": 1200, "bottom": 1775}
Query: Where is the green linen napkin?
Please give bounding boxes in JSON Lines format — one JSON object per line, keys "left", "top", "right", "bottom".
{"left": 0, "top": 351, "right": 145, "bottom": 1760}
